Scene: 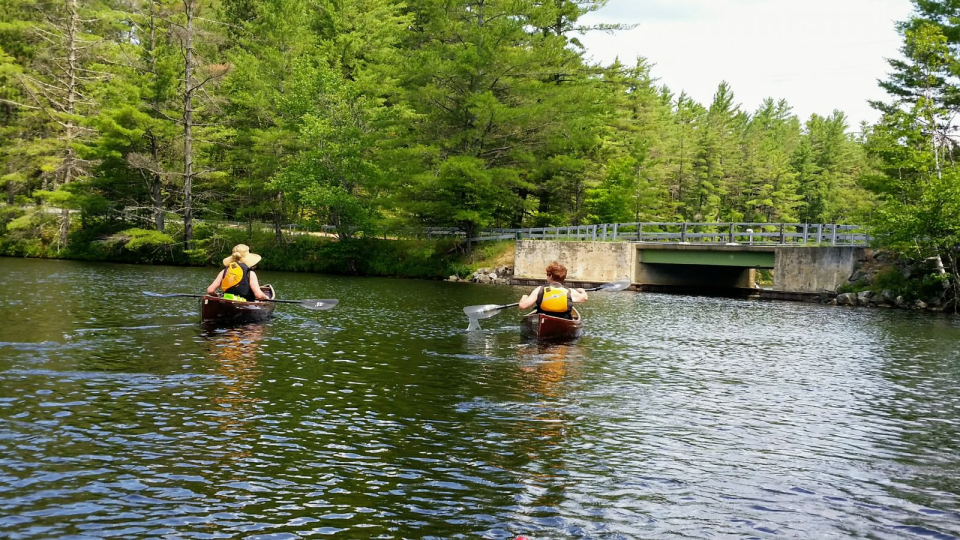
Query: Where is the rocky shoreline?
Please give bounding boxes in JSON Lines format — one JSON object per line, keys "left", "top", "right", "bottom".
{"left": 447, "top": 265, "right": 515, "bottom": 285}
{"left": 827, "top": 290, "right": 950, "bottom": 311}
{"left": 819, "top": 250, "right": 956, "bottom": 313}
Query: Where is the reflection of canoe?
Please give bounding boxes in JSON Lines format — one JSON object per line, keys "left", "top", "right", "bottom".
{"left": 200, "top": 285, "right": 276, "bottom": 325}
{"left": 520, "top": 308, "right": 584, "bottom": 341}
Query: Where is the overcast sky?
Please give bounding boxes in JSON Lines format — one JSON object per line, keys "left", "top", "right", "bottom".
{"left": 578, "top": 0, "right": 915, "bottom": 129}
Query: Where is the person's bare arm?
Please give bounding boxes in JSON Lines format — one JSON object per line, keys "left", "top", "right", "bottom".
{"left": 518, "top": 286, "right": 541, "bottom": 310}
{"left": 249, "top": 271, "right": 268, "bottom": 300}
{"left": 570, "top": 288, "right": 589, "bottom": 303}
{"left": 206, "top": 270, "right": 225, "bottom": 295}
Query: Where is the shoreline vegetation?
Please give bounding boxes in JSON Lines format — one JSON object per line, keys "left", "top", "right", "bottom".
{"left": 1, "top": 219, "right": 955, "bottom": 314}
{"left": 0, "top": 221, "right": 517, "bottom": 281}
{"left": 0, "top": 0, "right": 957, "bottom": 312}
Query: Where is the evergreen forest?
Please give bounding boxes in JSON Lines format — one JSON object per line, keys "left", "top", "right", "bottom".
{"left": 0, "top": 0, "right": 957, "bottom": 286}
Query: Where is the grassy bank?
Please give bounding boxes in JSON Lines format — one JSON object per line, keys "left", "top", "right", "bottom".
{"left": 0, "top": 221, "right": 515, "bottom": 280}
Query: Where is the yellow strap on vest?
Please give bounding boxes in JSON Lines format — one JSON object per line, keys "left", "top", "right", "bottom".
{"left": 221, "top": 262, "right": 244, "bottom": 290}
{"left": 540, "top": 286, "right": 569, "bottom": 313}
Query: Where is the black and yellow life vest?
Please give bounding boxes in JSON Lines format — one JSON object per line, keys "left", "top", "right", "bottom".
{"left": 221, "top": 262, "right": 254, "bottom": 301}
{"left": 536, "top": 284, "right": 572, "bottom": 318}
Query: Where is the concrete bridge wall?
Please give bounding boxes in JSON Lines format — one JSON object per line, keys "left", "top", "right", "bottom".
{"left": 773, "top": 247, "right": 866, "bottom": 293}
{"left": 514, "top": 240, "right": 635, "bottom": 282}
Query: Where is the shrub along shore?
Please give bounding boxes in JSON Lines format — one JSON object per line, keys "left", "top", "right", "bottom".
{"left": 0, "top": 222, "right": 515, "bottom": 281}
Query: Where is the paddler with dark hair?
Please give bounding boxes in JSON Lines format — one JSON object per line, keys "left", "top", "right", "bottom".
{"left": 517, "top": 261, "right": 588, "bottom": 320}
{"left": 206, "top": 244, "right": 269, "bottom": 302}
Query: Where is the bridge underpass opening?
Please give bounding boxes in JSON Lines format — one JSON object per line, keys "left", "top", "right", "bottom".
{"left": 636, "top": 248, "right": 776, "bottom": 291}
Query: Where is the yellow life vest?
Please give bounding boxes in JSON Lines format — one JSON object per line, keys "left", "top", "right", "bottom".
{"left": 539, "top": 285, "right": 570, "bottom": 313}
{"left": 221, "top": 262, "right": 245, "bottom": 291}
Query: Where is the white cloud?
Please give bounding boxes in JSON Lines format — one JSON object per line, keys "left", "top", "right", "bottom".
{"left": 579, "top": 0, "right": 914, "bottom": 129}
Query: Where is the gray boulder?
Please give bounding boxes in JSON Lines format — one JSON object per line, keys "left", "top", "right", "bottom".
{"left": 837, "top": 293, "right": 858, "bottom": 306}
{"left": 879, "top": 289, "right": 897, "bottom": 306}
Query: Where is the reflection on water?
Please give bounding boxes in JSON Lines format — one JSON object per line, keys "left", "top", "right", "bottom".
{"left": 0, "top": 257, "right": 960, "bottom": 538}
{"left": 202, "top": 324, "right": 266, "bottom": 463}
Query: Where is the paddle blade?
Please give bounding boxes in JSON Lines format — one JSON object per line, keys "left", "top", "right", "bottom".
{"left": 463, "top": 304, "right": 505, "bottom": 320}
{"left": 594, "top": 278, "right": 632, "bottom": 292}
{"left": 299, "top": 299, "right": 338, "bottom": 310}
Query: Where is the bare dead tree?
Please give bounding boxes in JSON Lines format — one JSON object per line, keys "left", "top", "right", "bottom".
{"left": 168, "top": 0, "right": 229, "bottom": 249}
{"left": 11, "top": 0, "right": 103, "bottom": 248}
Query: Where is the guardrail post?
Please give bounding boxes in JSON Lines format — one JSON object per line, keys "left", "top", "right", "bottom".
{"left": 816, "top": 224, "right": 823, "bottom": 244}
{"left": 728, "top": 223, "right": 735, "bottom": 243}
{"left": 592, "top": 224, "right": 598, "bottom": 241}
{"left": 601, "top": 223, "right": 607, "bottom": 241}
{"left": 681, "top": 222, "right": 687, "bottom": 242}
{"left": 779, "top": 223, "right": 785, "bottom": 244}
{"left": 831, "top": 224, "right": 838, "bottom": 245}
{"left": 802, "top": 223, "right": 809, "bottom": 245}
{"left": 638, "top": 223, "right": 644, "bottom": 242}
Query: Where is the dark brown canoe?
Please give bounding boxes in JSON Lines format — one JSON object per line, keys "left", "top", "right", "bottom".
{"left": 200, "top": 284, "right": 276, "bottom": 325}
{"left": 520, "top": 307, "right": 584, "bottom": 342}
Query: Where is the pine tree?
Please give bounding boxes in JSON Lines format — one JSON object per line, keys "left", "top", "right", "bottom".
{"left": 868, "top": 4, "right": 960, "bottom": 305}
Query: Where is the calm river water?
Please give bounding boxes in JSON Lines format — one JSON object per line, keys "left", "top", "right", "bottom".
{"left": 1, "top": 257, "right": 959, "bottom": 539}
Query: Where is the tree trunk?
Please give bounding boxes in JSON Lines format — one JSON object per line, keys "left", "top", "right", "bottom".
{"left": 149, "top": 2, "right": 164, "bottom": 233}
{"left": 152, "top": 146, "right": 164, "bottom": 232}
{"left": 58, "top": 0, "right": 81, "bottom": 248}
{"left": 182, "top": 0, "right": 195, "bottom": 250}
{"left": 273, "top": 192, "right": 284, "bottom": 243}
{"left": 463, "top": 223, "right": 474, "bottom": 255}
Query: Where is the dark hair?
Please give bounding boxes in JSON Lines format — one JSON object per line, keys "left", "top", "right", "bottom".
{"left": 545, "top": 262, "right": 567, "bottom": 283}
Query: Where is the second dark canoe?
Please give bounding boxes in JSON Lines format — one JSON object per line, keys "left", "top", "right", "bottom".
{"left": 520, "top": 307, "right": 584, "bottom": 342}
{"left": 200, "top": 284, "right": 277, "bottom": 325}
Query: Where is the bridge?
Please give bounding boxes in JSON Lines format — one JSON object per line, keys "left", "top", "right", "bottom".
{"left": 511, "top": 228, "right": 870, "bottom": 297}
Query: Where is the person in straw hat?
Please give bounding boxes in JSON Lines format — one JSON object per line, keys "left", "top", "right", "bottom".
{"left": 206, "top": 244, "right": 269, "bottom": 302}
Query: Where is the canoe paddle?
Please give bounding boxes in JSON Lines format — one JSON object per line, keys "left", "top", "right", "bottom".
{"left": 462, "top": 278, "right": 633, "bottom": 320}
{"left": 142, "top": 291, "right": 339, "bottom": 311}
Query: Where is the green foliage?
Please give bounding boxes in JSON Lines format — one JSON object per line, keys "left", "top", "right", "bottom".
{"left": 0, "top": 0, "right": 886, "bottom": 274}
{"left": 867, "top": 2, "right": 960, "bottom": 307}
{"left": 113, "top": 228, "right": 176, "bottom": 250}
{"left": 837, "top": 280, "right": 872, "bottom": 294}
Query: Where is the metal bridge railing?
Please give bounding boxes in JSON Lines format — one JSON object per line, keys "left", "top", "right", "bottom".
{"left": 169, "top": 218, "right": 868, "bottom": 246}
{"left": 458, "top": 222, "right": 869, "bottom": 246}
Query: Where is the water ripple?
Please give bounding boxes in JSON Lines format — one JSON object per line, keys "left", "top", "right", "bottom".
{"left": 1, "top": 259, "right": 960, "bottom": 538}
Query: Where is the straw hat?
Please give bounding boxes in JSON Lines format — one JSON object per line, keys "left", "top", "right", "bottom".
{"left": 222, "top": 244, "right": 262, "bottom": 268}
